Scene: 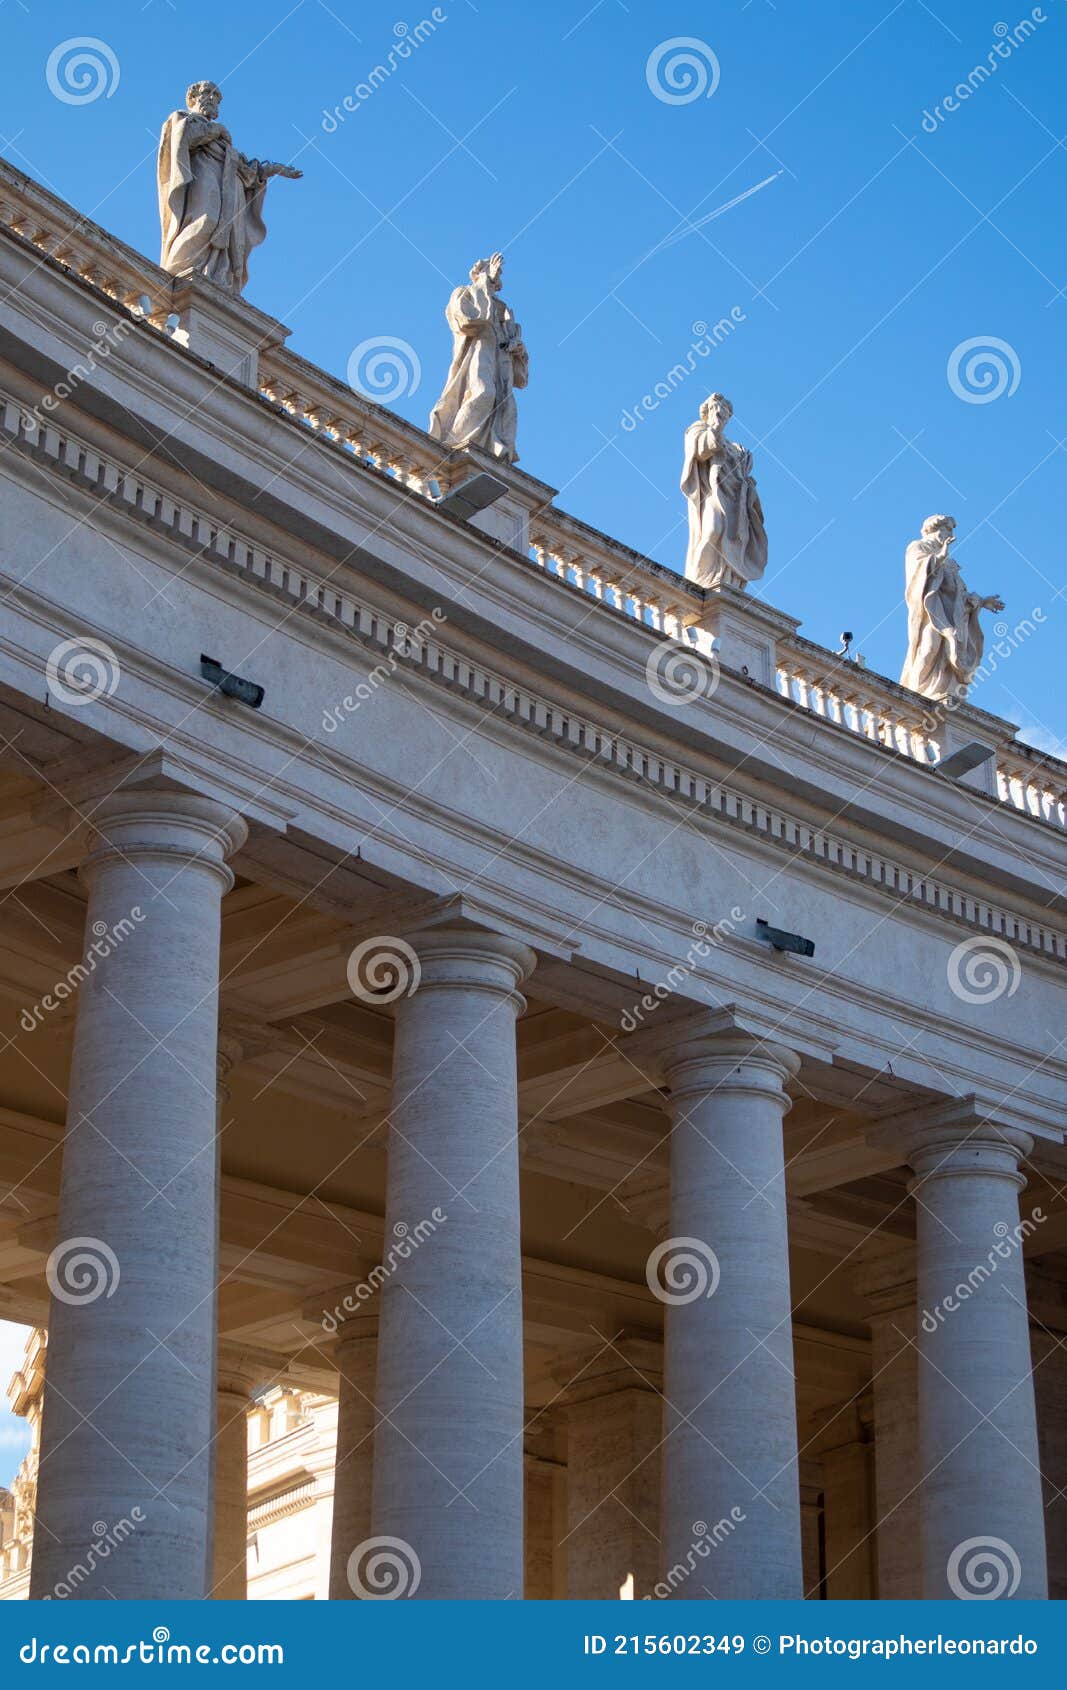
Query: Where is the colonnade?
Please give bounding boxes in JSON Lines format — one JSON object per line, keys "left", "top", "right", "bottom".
{"left": 24, "top": 788, "right": 1052, "bottom": 1601}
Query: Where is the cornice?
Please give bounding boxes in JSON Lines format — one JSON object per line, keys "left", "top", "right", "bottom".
{"left": 2, "top": 393, "right": 1063, "bottom": 984}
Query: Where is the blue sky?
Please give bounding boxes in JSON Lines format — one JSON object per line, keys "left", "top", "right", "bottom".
{"left": 1, "top": 0, "right": 1065, "bottom": 752}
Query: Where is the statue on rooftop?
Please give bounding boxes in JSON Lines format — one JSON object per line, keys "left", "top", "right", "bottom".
{"left": 157, "top": 80, "right": 302, "bottom": 296}
{"left": 681, "top": 393, "right": 768, "bottom": 590}
{"left": 900, "top": 514, "right": 1004, "bottom": 703}
{"left": 429, "top": 253, "right": 528, "bottom": 464}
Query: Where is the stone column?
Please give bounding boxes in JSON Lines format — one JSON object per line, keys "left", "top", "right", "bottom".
{"left": 858, "top": 1249, "right": 920, "bottom": 1599}
{"left": 30, "top": 788, "right": 245, "bottom": 1600}
{"left": 327, "top": 1308, "right": 379, "bottom": 1599}
{"left": 524, "top": 1414, "right": 564, "bottom": 1600}
{"left": 657, "top": 1025, "right": 802, "bottom": 1598}
{"left": 1027, "top": 1264, "right": 1067, "bottom": 1600}
{"left": 878, "top": 1107, "right": 1048, "bottom": 1599}
{"left": 553, "top": 1339, "right": 662, "bottom": 1599}
{"left": 370, "top": 919, "right": 534, "bottom": 1600}
{"left": 212, "top": 1355, "right": 256, "bottom": 1599}
{"left": 816, "top": 1396, "right": 875, "bottom": 1599}
{"left": 798, "top": 1462, "right": 824, "bottom": 1598}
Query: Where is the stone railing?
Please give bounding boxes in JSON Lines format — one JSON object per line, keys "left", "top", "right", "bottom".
{"left": 2, "top": 151, "right": 1065, "bottom": 833}
{"left": 0, "top": 156, "right": 177, "bottom": 332}
{"left": 775, "top": 635, "right": 940, "bottom": 765}
{"left": 997, "top": 741, "right": 1067, "bottom": 829}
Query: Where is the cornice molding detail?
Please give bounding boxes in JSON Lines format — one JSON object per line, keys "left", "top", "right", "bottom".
{"left": 1, "top": 394, "right": 1063, "bottom": 967}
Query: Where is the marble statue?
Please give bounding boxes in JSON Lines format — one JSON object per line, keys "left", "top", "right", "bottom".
{"left": 429, "top": 253, "right": 528, "bottom": 464}
{"left": 900, "top": 514, "right": 1003, "bottom": 703}
{"left": 681, "top": 393, "right": 768, "bottom": 590}
{"left": 157, "top": 81, "right": 301, "bottom": 295}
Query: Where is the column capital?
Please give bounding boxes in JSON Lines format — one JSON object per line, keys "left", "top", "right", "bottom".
{"left": 620, "top": 1004, "right": 800, "bottom": 1095}
{"left": 549, "top": 1336, "right": 663, "bottom": 1405}
{"left": 216, "top": 1344, "right": 274, "bottom": 1401}
{"left": 347, "top": 905, "right": 536, "bottom": 1012}
{"left": 867, "top": 1096, "right": 1032, "bottom": 1184}
{"left": 307, "top": 1267, "right": 382, "bottom": 1340}
{"left": 616, "top": 1170, "right": 670, "bottom": 1237}
{"left": 81, "top": 785, "right": 247, "bottom": 891}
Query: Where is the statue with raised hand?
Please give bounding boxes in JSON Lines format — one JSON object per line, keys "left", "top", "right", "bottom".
{"left": 900, "top": 514, "right": 1004, "bottom": 703}
{"left": 158, "top": 80, "right": 302, "bottom": 296}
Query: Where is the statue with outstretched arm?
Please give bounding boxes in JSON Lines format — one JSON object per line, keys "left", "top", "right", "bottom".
{"left": 158, "top": 80, "right": 302, "bottom": 296}
{"left": 900, "top": 514, "right": 1003, "bottom": 703}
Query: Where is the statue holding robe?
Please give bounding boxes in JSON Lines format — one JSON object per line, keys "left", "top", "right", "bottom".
{"left": 900, "top": 514, "right": 1003, "bottom": 703}
{"left": 429, "top": 253, "right": 527, "bottom": 464}
{"left": 157, "top": 80, "right": 301, "bottom": 296}
{"left": 683, "top": 393, "right": 767, "bottom": 591}
{"left": 681, "top": 394, "right": 768, "bottom": 589}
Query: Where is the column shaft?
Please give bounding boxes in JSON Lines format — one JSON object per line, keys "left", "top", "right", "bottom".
{"left": 328, "top": 1319, "right": 378, "bottom": 1598}
{"left": 370, "top": 925, "right": 533, "bottom": 1599}
{"left": 660, "top": 1035, "right": 802, "bottom": 1598}
{"left": 29, "top": 790, "right": 244, "bottom": 1600}
{"left": 910, "top": 1126, "right": 1047, "bottom": 1599}
{"left": 212, "top": 1376, "right": 252, "bottom": 1598}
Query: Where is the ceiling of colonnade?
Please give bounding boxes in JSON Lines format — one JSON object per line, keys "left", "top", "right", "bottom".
{"left": 1, "top": 800, "right": 1066, "bottom": 1414}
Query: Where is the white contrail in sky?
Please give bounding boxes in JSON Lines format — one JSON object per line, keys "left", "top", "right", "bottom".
{"left": 644, "top": 171, "right": 783, "bottom": 260}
